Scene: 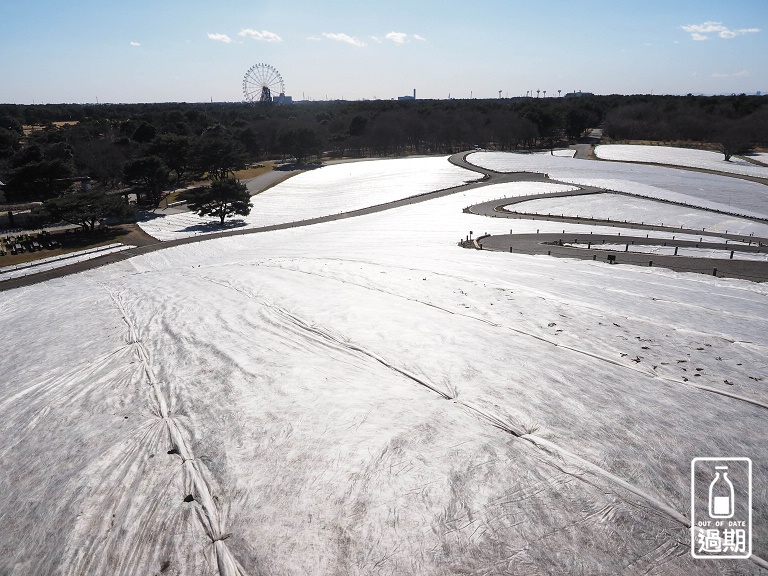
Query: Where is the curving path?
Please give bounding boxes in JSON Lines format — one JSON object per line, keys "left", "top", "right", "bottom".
{"left": 4, "top": 150, "right": 768, "bottom": 290}
{"left": 454, "top": 151, "right": 768, "bottom": 281}
{"left": 0, "top": 154, "right": 488, "bottom": 291}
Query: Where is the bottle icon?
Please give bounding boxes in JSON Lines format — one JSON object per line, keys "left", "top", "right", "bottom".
{"left": 709, "top": 465, "right": 734, "bottom": 518}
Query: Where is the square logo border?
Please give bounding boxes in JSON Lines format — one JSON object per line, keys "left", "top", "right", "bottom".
{"left": 691, "top": 457, "right": 752, "bottom": 560}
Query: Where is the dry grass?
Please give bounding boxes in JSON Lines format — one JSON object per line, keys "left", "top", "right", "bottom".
{"left": 162, "top": 163, "right": 279, "bottom": 204}
{"left": 600, "top": 138, "right": 724, "bottom": 153}
{"left": 22, "top": 121, "right": 78, "bottom": 136}
{"left": 0, "top": 227, "right": 136, "bottom": 267}
{"left": 232, "top": 161, "right": 278, "bottom": 180}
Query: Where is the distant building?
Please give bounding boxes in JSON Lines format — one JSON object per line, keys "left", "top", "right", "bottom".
{"left": 564, "top": 91, "right": 594, "bottom": 99}
{"left": 273, "top": 93, "right": 293, "bottom": 104}
{"left": 398, "top": 89, "right": 416, "bottom": 101}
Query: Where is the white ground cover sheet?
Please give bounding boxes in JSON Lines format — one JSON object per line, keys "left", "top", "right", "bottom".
{"left": 0, "top": 243, "right": 135, "bottom": 281}
{"left": 535, "top": 149, "right": 577, "bottom": 158}
{"left": 1, "top": 158, "right": 767, "bottom": 575}
{"left": 458, "top": 181, "right": 579, "bottom": 211}
{"left": 139, "top": 156, "right": 474, "bottom": 241}
{"left": 506, "top": 192, "right": 768, "bottom": 237}
{"left": 469, "top": 151, "right": 768, "bottom": 219}
{"left": 566, "top": 242, "right": 768, "bottom": 262}
{"left": 594, "top": 144, "right": 768, "bottom": 179}
{"left": 747, "top": 152, "right": 768, "bottom": 165}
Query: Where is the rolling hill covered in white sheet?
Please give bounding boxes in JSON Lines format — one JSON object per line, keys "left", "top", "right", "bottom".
{"left": 1, "top": 151, "right": 766, "bottom": 575}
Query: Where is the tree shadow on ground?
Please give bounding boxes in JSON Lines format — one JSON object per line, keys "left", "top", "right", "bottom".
{"left": 180, "top": 219, "right": 249, "bottom": 233}
{"left": 136, "top": 211, "right": 167, "bottom": 222}
{"left": 273, "top": 162, "right": 323, "bottom": 171}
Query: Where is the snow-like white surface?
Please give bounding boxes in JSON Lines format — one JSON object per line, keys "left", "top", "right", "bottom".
{"left": 595, "top": 144, "right": 768, "bottom": 178}
{"left": 459, "top": 181, "right": 579, "bottom": 208}
{"left": 469, "top": 151, "right": 768, "bottom": 219}
{"left": 567, "top": 242, "right": 768, "bottom": 261}
{"left": 747, "top": 152, "right": 768, "bottom": 165}
{"left": 139, "top": 156, "right": 474, "bottom": 241}
{"left": 0, "top": 244, "right": 135, "bottom": 280}
{"left": 506, "top": 192, "right": 768, "bottom": 237}
{"left": 535, "top": 149, "right": 577, "bottom": 158}
{"left": 1, "top": 156, "right": 767, "bottom": 575}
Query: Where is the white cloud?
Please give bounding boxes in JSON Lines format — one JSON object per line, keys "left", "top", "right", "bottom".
{"left": 681, "top": 21, "right": 760, "bottom": 41}
{"left": 369, "top": 35, "right": 383, "bottom": 43}
{"left": 130, "top": 41, "right": 141, "bottom": 47}
{"left": 384, "top": 32, "right": 426, "bottom": 44}
{"left": 386, "top": 32, "right": 409, "bottom": 44}
{"left": 322, "top": 32, "right": 365, "bottom": 47}
{"left": 239, "top": 29, "right": 282, "bottom": 42}
{"left": 207, "top": 33, "right": 232, "bottom": 43}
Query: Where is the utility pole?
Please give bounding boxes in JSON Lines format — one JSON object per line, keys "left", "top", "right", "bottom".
{"left": 537, "top": 89, "right": 540, "bottom": 98}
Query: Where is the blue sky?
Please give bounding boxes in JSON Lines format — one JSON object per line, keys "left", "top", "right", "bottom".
{"left": 1, "top": 0, "right": 765, "bottom": 103}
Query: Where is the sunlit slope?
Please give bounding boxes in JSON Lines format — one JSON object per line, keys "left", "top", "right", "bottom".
{"left": 1, "top": 154, "right": 766, "bottom": 575}
{"left": 470, "top": 150, "right": 768, "bottom": 219}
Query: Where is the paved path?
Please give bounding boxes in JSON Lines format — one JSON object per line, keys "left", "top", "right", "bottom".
{"left": 570, "top": 128, "right": 602, "bottom": 160}
{"left": 0, "top": 154, "right": 488, "bottom": 291}
{"left": 3, "top": 149, "right": 768, "bottom": 290}
{"left": 478, "top": 232, "right": 768, "bottom": 282}
{"left": 456, "top": 149, "right": 768, "bottom": 281}
{"left": 245, "top": 169, "right": 302, "bottom": 196}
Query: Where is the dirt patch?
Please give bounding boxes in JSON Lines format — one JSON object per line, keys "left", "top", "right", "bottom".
{"left": 113, "top": 223, "right": 160, "bottom": 247}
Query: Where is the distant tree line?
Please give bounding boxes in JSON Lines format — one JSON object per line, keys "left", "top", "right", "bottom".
{"left": 601, "top": 94, "right": 768, "bottom": 160}
{"left": 1, "top": 94, "right": 767, "bottom": 208}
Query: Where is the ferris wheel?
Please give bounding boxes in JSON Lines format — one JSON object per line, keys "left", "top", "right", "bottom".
{"left": 243, "top": 63, "right": 285, "bottom": 104}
